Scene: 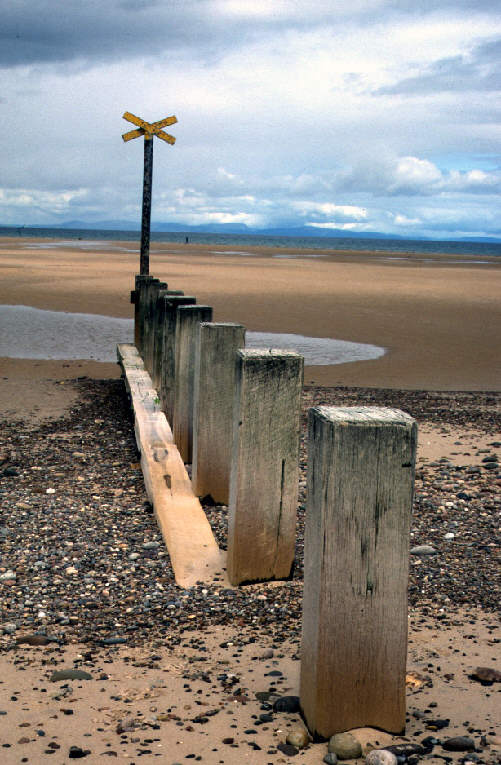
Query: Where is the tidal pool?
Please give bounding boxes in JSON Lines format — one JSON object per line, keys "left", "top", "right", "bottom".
{"left": 0, "top": 305, "right": 385, "bottom": 366}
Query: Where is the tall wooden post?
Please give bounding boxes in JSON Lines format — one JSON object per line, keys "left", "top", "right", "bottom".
{"left": 300, "top": 406, "right": 417, "bottom": 738}
{"left": 122, "top": 111, "right": 177, "bottom": 275}
{"left": 140, "top": 137, "right": 153, "bottom": 275}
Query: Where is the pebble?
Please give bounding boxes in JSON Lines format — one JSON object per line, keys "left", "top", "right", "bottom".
{"left": 68, "top": 746, "right": 91, "bottom": 758}
{"left": 50, "top": 669, "right": 92, "bottom": 682}
{"left": 410, "top": 545, "right": 437, "bottom": 555}
{"left": 329, "top": 732, "right": 363, "bottom": 760}
{"left": 442, "top": 736, "right": 476, "bottom": 752}
{"left": 366, "top": 750, "right": 398, "bottom": 765}
{"left": 273, "top": 695, "right": 300, "bottom": 713}
{"left": 286, "top": 724, "right": 310, "bottom": 749}
{"left": 324, "top": 754, "right": 338, "bottom": 765}
{"left": 470, "top": 666, "right": 501, "bottom": 684}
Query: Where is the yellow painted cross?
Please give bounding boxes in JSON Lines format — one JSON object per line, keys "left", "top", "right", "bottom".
{"left": 122, "top": 111, "right": 178, "bottom": 274}
{"left": 122, "top": 111, "right": 177, "bottom": 144}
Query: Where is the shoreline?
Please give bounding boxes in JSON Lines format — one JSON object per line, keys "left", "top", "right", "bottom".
{"left": 1, "top": 237, "right": 500, "bottom": 390}
{"left": 2, "top": 228, "right": 501, "bottom": 257}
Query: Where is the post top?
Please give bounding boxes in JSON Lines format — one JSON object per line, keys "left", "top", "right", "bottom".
{"left": 312, "top": 406, "right": 415, "bottom": 426}
{"left": 200, "top": 322, "right": 246, "bottom": 329}
{"left": 238, "top": 348, "right": 303, "bottom": 360}
{"left": 177, "top": 304, "right": 212, "bottom": 312}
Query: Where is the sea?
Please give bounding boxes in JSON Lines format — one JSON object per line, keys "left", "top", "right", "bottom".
{"left": 1, "top": 225, "right": 501, "bottom": 258}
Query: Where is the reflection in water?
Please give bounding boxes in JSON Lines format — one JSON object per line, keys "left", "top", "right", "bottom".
{"left": 0, "top": 305, "right": 385, "bottom": 366}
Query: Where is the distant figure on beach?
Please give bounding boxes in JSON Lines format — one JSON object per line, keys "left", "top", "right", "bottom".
{"left": 185, "top": 236, "right": 189, "bottom": 244}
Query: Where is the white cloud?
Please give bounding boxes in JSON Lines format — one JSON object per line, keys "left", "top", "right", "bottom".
{"left": 292, "top": 202, "right": 368, "bottom": 220}
{"left": 0, "top": 2, "right": 500, "bottom": 238}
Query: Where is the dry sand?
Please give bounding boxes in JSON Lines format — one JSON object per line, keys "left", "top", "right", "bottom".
{"left": 0, "top": 613, "right": 499, "bottom": 765}
{"left": 0, "top": 236, "right": 499, "bottom": 763}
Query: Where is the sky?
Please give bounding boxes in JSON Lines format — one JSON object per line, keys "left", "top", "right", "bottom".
{"left": 1, "top": 0, "right": 500, "bottom": 239}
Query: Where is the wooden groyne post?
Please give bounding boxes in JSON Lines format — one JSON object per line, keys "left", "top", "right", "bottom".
{"left": 173, "top": 305, "right": 213, "bottom": 462}
{"left": 192, "top": 322, "right": 246, "bottom": 504}
{"left": 227, "top": 349, "right": 303, "bottom": 585}
{"left": 151, "top": 288, "right": 184, "bottom": 390}
{"left": 159, "top": 295, "right": 197, "bottom": 422}
{"left": 143, "top": 279, "right": 167, "bottom": 375}
{"left": 300, "top": 406, "right": 417, "bottom": 738}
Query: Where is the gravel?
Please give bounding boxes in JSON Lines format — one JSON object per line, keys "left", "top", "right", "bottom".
{"left": 0, "top": 378, "right": 499, "bottom": 651}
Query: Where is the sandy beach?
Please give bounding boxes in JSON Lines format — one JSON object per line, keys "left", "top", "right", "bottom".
{"left": 1, "top": 236, "right": 500, "bottom": 391}
{"left": 0, "top": 236, "right": 500, "bottom": 764}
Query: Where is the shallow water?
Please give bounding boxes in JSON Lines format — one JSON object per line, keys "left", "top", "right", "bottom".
{"left": 0, "top": 305, "right": 385, "bottom": 366}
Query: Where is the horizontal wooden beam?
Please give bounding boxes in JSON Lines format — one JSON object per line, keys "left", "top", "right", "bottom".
{"left": 117, "top": 343, "right": 228, "bottom": 588}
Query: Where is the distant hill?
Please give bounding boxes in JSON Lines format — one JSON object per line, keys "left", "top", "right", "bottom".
{"left": 9, "top": 220, "right": 501, "bottom": 244}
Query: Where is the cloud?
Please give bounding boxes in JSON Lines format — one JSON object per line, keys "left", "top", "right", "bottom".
{"left": 1, "top": 1, "right": 501, "bottom": 239}
{"left": 377, "top": 38, "right": 501, "bottom": 95}
{"left": 292, "top": 202, "right": 368, "bottom": 221}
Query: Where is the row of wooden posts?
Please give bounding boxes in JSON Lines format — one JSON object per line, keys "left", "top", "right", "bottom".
{"left": 132, "top": 273, "right": 418, "bottom": 738}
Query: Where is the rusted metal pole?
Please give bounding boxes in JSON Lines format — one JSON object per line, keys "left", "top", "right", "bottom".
{"left": 140, "top": 137, "right": 153, "bottom": 275}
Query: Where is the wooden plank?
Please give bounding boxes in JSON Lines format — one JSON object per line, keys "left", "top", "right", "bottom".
{"left": 300, "top": 406, "right": 417, "bottom": 737}
{"left": 155, "top": 130, "right": 176, "bottom": 145}
{"left": 117, "top": 343, "right": 228, "bottom": 589}
{"left": 122, "top": 127, "right": 144, "bottom": 142}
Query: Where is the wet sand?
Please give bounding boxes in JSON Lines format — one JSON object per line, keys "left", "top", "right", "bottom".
{"left": 1, "top": 236, "right": 500, "bottom": 390}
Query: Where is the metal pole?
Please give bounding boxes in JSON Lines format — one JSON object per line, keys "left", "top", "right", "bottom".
{"left": 140, "top": 136, "right": 153, "bottom": 275}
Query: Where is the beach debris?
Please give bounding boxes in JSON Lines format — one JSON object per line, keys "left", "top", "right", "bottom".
{"left": 406, "top": 670, "right": 432, "bottom": 689}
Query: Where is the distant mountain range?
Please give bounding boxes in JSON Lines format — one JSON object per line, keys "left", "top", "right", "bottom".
{"left": 7, "top": 219, "right": 501, "bottom": 244}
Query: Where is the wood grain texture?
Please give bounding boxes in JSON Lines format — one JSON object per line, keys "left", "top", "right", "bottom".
{"left": 192, "top": 322, "right": 246, "bottom": 504}
{"left": 135, "top": 275, "right": 154, "bottom": 354}
{"left": 151, "top": 289, "right": 185, "bottom": 391}
{"left": 300, "top": 406, "right": 417, "bottom": 737}
{"left": 159, "top": 295, "right": 196, "bottom": 422}
{"left": 143, "top": 280, "right": 166, "bottom": 376}
{"left": 227, "top": 349, "right": 303, "bottom": 585}
{"left": 173, "top": 305, "right": 213, "bottom": 463}
{"left": 117, "top": 343, "right": 227, "bottom": 588}
{"left": 134, "top": 274, "right": 151, "bottom": 351}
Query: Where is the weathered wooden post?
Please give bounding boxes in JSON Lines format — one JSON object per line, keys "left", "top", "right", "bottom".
{"left": 192, "top": 322, "right": 246, "bottom": 504}
{"left": 173, "top": 305, "right": 213, "bottom": 463}
{"left": 159, "top": 296, "right": 197, "bottom": 422}
{"left": 300, "top": 406, "right": 417, "bottom": 738}
{"left": 143, "top": 279, "right": 166, "bottom": 374}
{"left": 133, "top": 274, "right": 153, "bottom": 354}
{"left": 122, "top": 111, "right": 177, "bottom": 275}
{"left": 227, "top": 349, "right": 303, "bottom": 585}
{"left": 151, "top": 289, "right": 185, "bottom": 390}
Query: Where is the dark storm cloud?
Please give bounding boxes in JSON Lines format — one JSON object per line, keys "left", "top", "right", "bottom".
{"left": 1, "top": 1, "right": 209, "bottom": 67}
{"left": 4, "top": 0, "right": 500, "bottom": 70}
{"left": 377, "top": 38, "right": 501, "bottom": 96}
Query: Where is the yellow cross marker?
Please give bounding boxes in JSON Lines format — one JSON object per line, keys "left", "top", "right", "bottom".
{"left": 122, "top": 110, "right": 178, "bottom": 274}
{"left": 122, "top": 111, "right": 177, "bottom": 144}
